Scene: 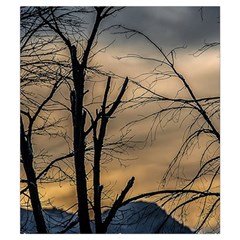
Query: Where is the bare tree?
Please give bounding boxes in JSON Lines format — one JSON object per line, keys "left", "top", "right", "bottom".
{"left": 20, "top": 7, "right": 66, "bottom": 233}
{"left": 112, "top": 24, "right": 220, "bottom": 232}
{"left": 21, "top": 6, "right": 220, "bottom": 234}
{"left": 21, "top": 7, "right": 136, "bottom": 234}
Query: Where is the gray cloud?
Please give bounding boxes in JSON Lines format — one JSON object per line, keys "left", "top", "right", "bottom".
{"left": 110, "top": 7, "right": 220, "bottom": 49}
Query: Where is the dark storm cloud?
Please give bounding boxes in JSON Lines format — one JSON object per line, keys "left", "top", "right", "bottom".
{"left": 112, "top": 7, "right": 220, "bottom": 49}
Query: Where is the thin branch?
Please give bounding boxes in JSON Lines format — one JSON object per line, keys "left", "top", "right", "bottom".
{"left": 103, "top": 177, "right": 135, "bottom": 230}
{"left": 121, "top": 189, "right": 219, "bottom": 208}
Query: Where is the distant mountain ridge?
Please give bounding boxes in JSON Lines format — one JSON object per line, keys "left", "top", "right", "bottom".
{"left": 21, "top": 201, "right": 192, "bottom": 233}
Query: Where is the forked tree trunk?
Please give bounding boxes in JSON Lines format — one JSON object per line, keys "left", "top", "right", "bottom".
{"left": 69, "top": 10, "right": 103, "bottom": 234}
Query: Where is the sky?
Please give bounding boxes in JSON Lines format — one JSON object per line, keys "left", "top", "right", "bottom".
{"left": 2, "top": 0, "right": 240, "bottom": 239}
{"left": 20, "top": 6, "right": 220, "bottom": 232}
{"left": 112, "top": 7, "right": 220, "bottom": 48}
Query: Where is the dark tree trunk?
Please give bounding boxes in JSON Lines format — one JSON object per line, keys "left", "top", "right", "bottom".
{"left": 93, "top": 89, "right": 109, "bottom": 233}
{"left": 74, "top": 110, "right": 92, "bottom": 233}
{"left": 69, "top": 10, "right": 104, "bottom": 234}
{"left": 20, "top": 118, "right": 47, "bottom": 233}
{"left": 70, "top": 45, "right": 92, "bottom": 232}
{"left": 93, "top": 139, "right": 104, "bottom": 233}
{"left": 92, "top": 77, "right": 130, "bottom": 233}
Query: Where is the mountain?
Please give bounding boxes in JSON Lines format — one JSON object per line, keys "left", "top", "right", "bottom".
{"left": 21, "top": 201, "right": 192, "bottom": 234}
{"left": 21, "top": 207, "right": 79, "bottom": 233}
{"left": 102, "top": 201, "right": 192, "bottom": 233}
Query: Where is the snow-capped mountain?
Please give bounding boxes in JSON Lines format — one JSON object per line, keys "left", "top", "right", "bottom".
{"left": 21, "top": 201, "right": 192, "bottom": 234}
{"left": 102, "top": 201, "right": 192, "bottom": 233}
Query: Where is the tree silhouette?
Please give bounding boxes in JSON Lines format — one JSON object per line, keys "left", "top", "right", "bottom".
{"left": 20, "top": 7, "right": 220, "bottom": 233}
{"left": 21, "top": 7, "right": 135, "bottom": 233}
{"left": 113, "top": 23, "right": 220, "bottom": 233}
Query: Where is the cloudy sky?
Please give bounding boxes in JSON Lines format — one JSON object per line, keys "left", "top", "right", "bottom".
{"left": 3, "top": 0, "right": 240, "bottom": 238}
{"left": 32, "top": 6, "right": 219, "bottom": 228}
{"left": 19, "top": 6, "right": 220, "bottom": 232}
{"left": 113, "top": 7, "right": 219, "bottom": 48}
